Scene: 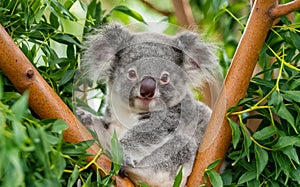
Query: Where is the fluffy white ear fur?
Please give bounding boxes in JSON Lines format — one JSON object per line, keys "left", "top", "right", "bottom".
{"left": 81, "top": 24, "right": 131, "bottom": 81}
{"left": 175, "top": 31, "right": 220, "bottom": 88}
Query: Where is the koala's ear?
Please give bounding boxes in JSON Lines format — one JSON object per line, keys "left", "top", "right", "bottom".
{"left": 175, "top": 31, "right": 219, "bottom": 86}
{"left": 81, "top": 24, "right": 131, "bottom": 81}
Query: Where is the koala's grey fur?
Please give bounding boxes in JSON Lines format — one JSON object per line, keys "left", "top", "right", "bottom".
{"left": 79, "top": 24, "right": 219, "bottom": 187}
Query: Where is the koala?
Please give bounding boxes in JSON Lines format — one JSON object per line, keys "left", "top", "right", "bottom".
{"left": 78, "top": 24, "right": 219, "bottom": 187}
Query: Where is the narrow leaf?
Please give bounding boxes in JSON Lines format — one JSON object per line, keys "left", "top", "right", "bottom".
{"left": 172, "top": 166, "right": 183, "bottom": 187}
{"left": 237, "top": 170, "right": 256, "bottom": 184}
{"left": 207, "top": 159, "right": 221, "bottom": 170}
{"left": 11, "top": 90, "right": 29, "bottom": 121}
{"left": 111, "top": 130, "right": 123, "bottom": 174}
{"left": 254, "top": 145, "right": 268, "bottom": 178}
{"left": 112, "top": 5, "right": 146, "bottom": 23}
{"left": 282, "top": 146, "right": 300, "bottom": 165}
{"left": 59, "top": 69, "right": 75, "bottom": 86}
{"left": 253, "top": 126, "right": 277, "bottom": 140}
{"left": 282, "top": 90, "right": 300, "bottom": 103}
{"left": 52, "top": 119, "right": 68, "bottom": 133}
{"left": 228, "top": 118, "right": 241, "bottom": 149}
{"left": 206, "top": 170, "right": 223, "bottom": 187}
{"left": 273, "top": 136, "right": 300, "bottom": 149}
{"left": 277, "top": 103, "right": 297, "bottom": 133}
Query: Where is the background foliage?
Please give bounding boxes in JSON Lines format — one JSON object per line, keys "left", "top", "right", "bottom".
{"left": 1, "top": 0, "right": 300, "bottom": 186}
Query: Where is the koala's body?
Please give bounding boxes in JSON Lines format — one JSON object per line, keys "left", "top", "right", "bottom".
{"left": 80, "top": 24, "right": 218, "bottom": 187}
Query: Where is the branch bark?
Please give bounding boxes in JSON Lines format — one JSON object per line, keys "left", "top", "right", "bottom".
{"left": 271, "top": 0, "right": 300, "bottom": 18}
{"left": 187, "top": 0, "right": 300, "bottom": 186}
{"left": 172, "top": 0, "right": 196, "bottom": 26}
{"left": 0, "top": 25, "right": 134, "bottom": 187}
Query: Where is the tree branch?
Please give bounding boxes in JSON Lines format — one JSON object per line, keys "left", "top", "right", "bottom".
{"left": 187, "top": 0, "right": 277, "bottom": 185}
{"left": 171, "top": 0, "right": 196, "bottom": 26}
{"left": 140, "top": 0, "right": 172, "bottom": 16}
{"left": 271, "top": 0, "right": 300, "bottom": 18}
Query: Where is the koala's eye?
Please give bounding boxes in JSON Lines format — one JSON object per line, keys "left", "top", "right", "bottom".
{"left": 160, "top": 71, "right": 170, "bottom": 84}
{"left": 127, "top": 68, "right": 138, "bottom": 80}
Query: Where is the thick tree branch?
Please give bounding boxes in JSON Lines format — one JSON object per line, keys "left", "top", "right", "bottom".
{"left": 271, "top": 0, "right": 300, "bottom": 18}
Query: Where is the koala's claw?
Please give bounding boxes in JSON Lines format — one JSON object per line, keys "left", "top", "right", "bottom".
{"left": 76, "top": 108, "right": 94, "bottom": 126}
{"left": 119, "top": 166, "right": 128, "bottom": 178}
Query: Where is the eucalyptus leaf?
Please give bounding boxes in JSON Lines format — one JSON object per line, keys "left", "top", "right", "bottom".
{"left": 206, "top": 169, "right": 223, "bottom": 187}
{"left": 111, "top": 130, "right": 123, "bottom": 174}
{"left": 172, "top": 166, "right": 183, "bottom": 187}
{"left": 11, "top": 90, "right": 29, "bottom": 121}
{"left": 275, "top": 102, "right": 297, "bottom": 133}
{"left": 228, "top": 118, "right": 241, "bottom": 149}
{"left": 237, "top": 170, "right": 256, "bottom": 184}
{"left": 112, "top": 5, "right": 146, "bottom": 24}
{"left": 273, "top": 136, "right": 300, "bottom": 149}
{"left": 254, "top": 145, "right": 268, "bottom": 178}
{"left": 282, "top": 90, "right": 300, "bottom": 103}
{"left": 67, "top": 167, "right": 79, "bottom": 187}
{"left": 252, "top": 126, "right": 277, "bottom": 140}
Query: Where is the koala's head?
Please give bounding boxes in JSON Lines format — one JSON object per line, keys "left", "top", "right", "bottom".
{"left": 82, "top": 24, "right": 218, "bottom": 113}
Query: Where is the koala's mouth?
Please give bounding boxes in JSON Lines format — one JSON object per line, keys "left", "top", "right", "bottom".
{"left": 136, "top": 97, "right": 154, "bottom": 106}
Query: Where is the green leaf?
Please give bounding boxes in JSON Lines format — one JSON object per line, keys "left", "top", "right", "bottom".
{"left": 207, "top": 159, "right": 221, "bottom": 170}
{"left": 52, "top": 33, "right": 81, "bottom": 47}
{"left": 252, "top": 77, "right": 275, "bottom": 89}
{"left": 282, "top": 90, "right": 300, "bottom": 103}
{"left": 112, "top": 5, "right": 146, "bottom": 23}
{"left": 273, "top": 136, "right": 300, "bottom": 149}
{"left": 273, "top": 152, "right": 291, "bottom": 184}
{"left": 237, "top": 170, "right": 256, "bottom": 184}
{"left": 67, "top": 167, "right": 79, "bottom": 187}
{"left": 228, "top": 118, "right": 241, "bottom": 149}
{"left": 277, "top": 103, "right": 297, "bottom": 133}
{"left": 252, "top": 126, "right": 277, "bottom": 140}
{"left": 82, "top": 172, "right": 93, "bottom": 187}
{"left": 11, "top": 90, "right": 29, "bottom": 121}
{"left": 47, "top": 0, "right": 77, "bottom": 21}
{"left": 206, "top": 169, "right": 223, "bottom": 187}
{"left": 136, "top": 182, "right": 150, "bottom": 187}
{"left": 111, "top": 130, "right": 123, "bottom": 174}
{"left": 254, "top": 145, "right": 268, "bottom": 178}
{"left": 241, "top": 123, "right": 252, "bottom": 161}
{"left": 172, "top": 166, "right": 183, "bottom": 187}
{"left": 52, "top": 119, "right": 68, "bottom": 133}
{"left": 268, "top": 90, "right": 282, "bottom": 107}
{"left": 59, "top": 69, "right": 75, "bottom": 86}
{"left": 282, "top": 146, "right": 300, "bottom": 165}
{"left": 50, "top": 12, "right": 59, "bottom": 29}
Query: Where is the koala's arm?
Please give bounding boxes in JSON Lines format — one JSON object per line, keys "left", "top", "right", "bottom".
{"left": 76, "top": 108, "right": 112, "bottom": 150}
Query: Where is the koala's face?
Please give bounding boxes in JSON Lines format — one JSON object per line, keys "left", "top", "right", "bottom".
{"left": 82, "top": 24, "right": 218, "bottom": 113}
{"left": 111, "top": 44, "right": 188, "bottom": 112}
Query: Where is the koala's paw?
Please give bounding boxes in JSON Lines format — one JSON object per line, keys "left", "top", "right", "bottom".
{"left": 76, "top": 108, "right": 94, "bottom": 126}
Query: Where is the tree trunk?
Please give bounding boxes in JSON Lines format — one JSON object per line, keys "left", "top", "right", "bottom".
{"left": 0, "top": 25, "right": 134, "bottom": 187}
{"left": 187, "top": 0, "right": 300, "bottom": 186}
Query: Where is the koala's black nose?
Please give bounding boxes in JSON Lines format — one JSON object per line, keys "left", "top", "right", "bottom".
{"left": 140, "top": 77, "right": 156, "bottom": 98}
